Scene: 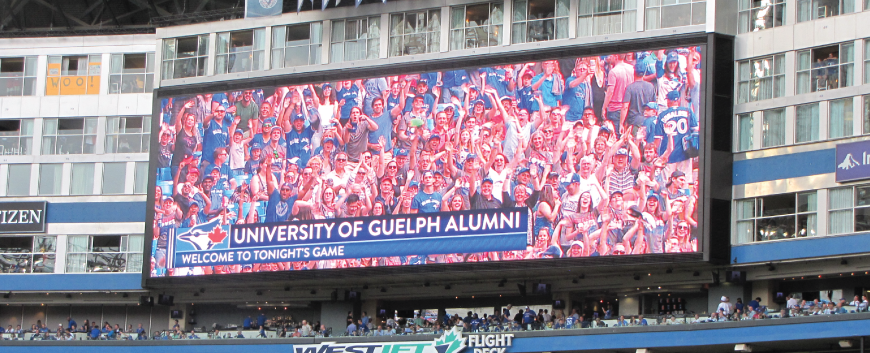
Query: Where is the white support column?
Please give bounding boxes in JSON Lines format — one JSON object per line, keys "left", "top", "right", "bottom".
{"left": 0, "top": 164, "right": 7, "bottom": 197}
{"left": 853, "top": 95, "right": 863, "bottom": 136}
{"left": 752, "top": 111, "right": 763, "bottom": 150}
{"left": 440, "top": 6, "right": 450, "bottom": 53}
{"left": 207, "top": 32, "right": 217, "bottom": 76}
{"left": 55, "top": 234, "right": 67, "bottom": 274}
{"left": 818, "top": 100, "right": 829, "bottom": 139}
{"left": 36, "top": 55, "right": 48, "bottom": 96}
{"left": 99, "top": 53, "right": 111, "bottom": 95}
{"left": 568, "top": 0, "right": 578, "bottom": 39}
{"left": 815, "top": 189, "right": 828, "bottom": 238}
{"left": 29, "top": 163, "right": 39, "bottom": 196}
{"left": 154, "top": 39, "right": 163, "bottom": 89}
{"left": 320, "top": 21, "right": 331, "bottom": 65}
{"left": 784, "top": 105, "right": 795, "bottom": 145}
{"left": 784, "top": 51, "right": 796, "bottom": 97}
{"left": 94, "top": 162, "right": 104, "bottom": 195}
{"left": 637, "top": 0, "right": 646, "bottom": 32}
{"left": 125, "top": 161, "right": 136, "bottom": 194}
{"left": 95, "top": 116, "right": 107, "bottom": 155}
{"left": 60, "top": 163, "right": 71, "bottom": 196}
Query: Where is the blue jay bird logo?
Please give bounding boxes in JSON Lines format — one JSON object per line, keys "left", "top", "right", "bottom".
{"left": 177, "top": 218, "right": 228, "bottom": 251}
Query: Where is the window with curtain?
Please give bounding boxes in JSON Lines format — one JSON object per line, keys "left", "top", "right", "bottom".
{"left": 390, "top": 10, "right": 442, "bottom": 56}
{"left": 0, "top": 236, "right": 55, "bottom": 273}
{"left": 41, "top": 118, "right": 98, "bottom": 155}
{"left": 272, "top": 23, "right": 322, "bottom": 68}
{"left": 737, "top": 192, "right": 817, "bottom": 242}
{"left": 577, "top": 0, "right": 637, "bottom": 38}
{"left": 331, "top": 17, "right": 381, "bottom": 63}
{"left": 795, "top": 103, "right": 820, "bottom": 143}
{"left": 762, "top": 108, "right": 785, "bottom": 147}
{"left": 829, "top": 97, "right": 853, "bottom": 138}
{"left": 511, "top": 0, "right": 569, "bottom": 43}
{"left": 161, "top": 35, "right": 209, "bottom": 79}
{"left": 216, "top": 29, "right": 266, "bottom": 74}
{"left": 70, "top": 163, "right": 95, "bottom": 195}
{"left": 102, "top": 162, "right": 127, "bottom": 194}
{"left": 797, "top": 0, "right": 855, "bottom": 22}
{"left": 645, "top": 0, "right": 706, "bottom": 30}
{"left": 737, "top": 54, "right": 785, "bottom": 104}
{"left": 0, "top": 119, "right": 34, "bottom": 156}
{"left": 134, "top": 162, "right": 149, "bottom": 194}
{"left": 66, "top": 235, "right": 144, "bottom": 273}
{"left": 450, "top": 3, "right": 504, "bottom": 50}
{"left": 38, "top": 163, "right": 62, "bottom": 195}
{"left": 829, "top": 186, "right": 854, "bottom": 234}
{"left": 738, "top": 0, "right": 786, "bottom": 33}
{"left": 6, "top": 164, "right": 31, "bottom": 196}
{"left": 796, "top": 42, "right": 855, "bottom": 94}
{"left": 737, "top": 113, "right": 754, "bottom": 151}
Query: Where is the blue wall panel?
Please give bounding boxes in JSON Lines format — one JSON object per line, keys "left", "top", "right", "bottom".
{"left": 733, "top": 149, "right": 835, "bottom": 185}
{"left": 0, "top": 273, "right": 142, "bottom": 291}
{"left": 47, "top": 202, "right": 146, "bottom": 223}
{"left": 731, "top": 232, "right": 870, "bottom": 264}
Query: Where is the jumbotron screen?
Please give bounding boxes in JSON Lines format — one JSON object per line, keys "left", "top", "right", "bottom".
{"left": 148, "top": 46, "right": 703, "bottom": 277}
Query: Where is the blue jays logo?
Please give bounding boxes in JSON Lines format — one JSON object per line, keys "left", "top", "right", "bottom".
{"left": 177, "top": 218, "right": 229, "bottom": 251}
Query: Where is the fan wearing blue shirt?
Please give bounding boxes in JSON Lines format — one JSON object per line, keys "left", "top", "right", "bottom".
{"left": 563, "top": 61, "right": 592, "bottom": 122}
{"left": 284, "top": 110, "right": 315, "bottom": 169}
{"left": 411, "top": 171, "right": 442, "bottom": 213}
{"left": 201, "top": 104, "right": 231, "bottom": 172}
{"left": 653, "top": 90, "right": 698, "bottom": 164}
{"left": 336, "top": 80, "right": 361, "bottom": 125}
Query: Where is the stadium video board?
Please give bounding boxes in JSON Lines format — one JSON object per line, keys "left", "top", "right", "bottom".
{"left": 146, "top": 45, "right": 705, "bottom": 279}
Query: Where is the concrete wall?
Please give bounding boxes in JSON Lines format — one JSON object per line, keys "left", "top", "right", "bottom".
{"left": 320, "top": 301, "right": 353, "bottom": 334}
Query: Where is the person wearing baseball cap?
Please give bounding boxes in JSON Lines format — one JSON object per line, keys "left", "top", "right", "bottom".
{"left": 262, "top": 154, "right": 300, "bottom": 223}
{"left": 654, "top": 85, "right": 697, "bottom": 186}
{"left": 565, "top": 241, "right": 585, "bottom": 257}
{"left": 624, "top": 56, "right": 657, "bottom": 128}
{"left": 411, "top": 171, "right": 441, "bottom": 213}
{"left": 470, "top": 173, "right": 502, "bottom": 210}
{"left": 262, "top": 124, "right": 287, "bottom": 175}
{"left": 284, "top": 108, "right": 315, "bottom": 168}
{"left": 244, "top": 143, "right": 263, "bottom": 176}
{"left": 656, "top": 50, "right": 685, "bottom": 110}
{"left": 605, "top": 147, "right": 639, "bottom": 197}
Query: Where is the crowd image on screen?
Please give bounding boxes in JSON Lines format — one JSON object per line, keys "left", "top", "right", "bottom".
{"left": 151, "top": 46, "right": 703, "bottom": 277}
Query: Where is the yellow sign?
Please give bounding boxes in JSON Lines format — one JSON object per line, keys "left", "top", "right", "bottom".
{"left": 46, "top": 62, "right": 101, "bottom": 95}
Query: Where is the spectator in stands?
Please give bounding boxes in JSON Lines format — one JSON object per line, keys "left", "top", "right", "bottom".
{"left": 615, "top": 315, "right": 628, "bottom": 327}
{"left": 87, "top": 325, "right": 100, "bottom": 340}
{"left": 300, "top": 320, "right": 312, "bottom": 336}
{"left": 717, "top": 296, "right": 732, "bottom": 315}
{"left": 151, "top": 331, "right": 161, "bottom": 340}
{"left": 136, "top": 324, "right": 146, "bottom": 340}
{"left": 258, "top": 325, "right": 267, "bottom": 338}
{"left": 319, "top": 324, "right": 329, "bottom": 337}
{"left": 188, "top": 330, "right": 201, "bottom": 339}
{"left": 67, "top": 317, "right": 77, "bottom": 332}
{"left": 637, "top": 315, "right": 648, "bottom": 326}
{"left": 553, "top": 317, "right": 566, "bottom": 329}
{"left": 243, "top": 315, "right": 253, "bottom": 329}
{"left": 235, "top": 329, "right": 245, "bottom": 338}
{"left": 346, "top": 320, "right": 357, "bottom": 336}
{"left": 734, "top": 298, "right": 744, "bottom": 313}
{"left": 257, "top": 312, "right": 267, "bottom": 328}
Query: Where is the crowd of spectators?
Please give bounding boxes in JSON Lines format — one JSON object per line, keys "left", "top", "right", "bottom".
{"left": 4, "top": 295, "right": 868, "bottom": 341}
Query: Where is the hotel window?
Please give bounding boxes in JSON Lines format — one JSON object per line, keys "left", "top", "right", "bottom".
{"left": 161, "top": 34, "right": 209, "bottom": 79}
{"left": 134, "top": 162, "right": 149, "bottom": 194}
{"left": 737, "top": 113, "right": 754, "bottom": 151}
{"left": 109, "top": 53, "right": 154, "bottom": 94}
{"left": 66, "top": 235, "right": 143, "bottom": 273}
{"left": 761, "top": 108, "right": 785, "bottom": 147}
{"left": 797, "top": 0, "right": 855, "bottom": 22}
{"left": 829, "top": 97, "right": 853, "bottom": 139}
{"left": 645, "top": 0, "right": 706, "bottom": 30}
{"left": 0, "top": 236, "right": 55, "bottom": 273}
{"left": 106, "top": 116, "right": 151, "bottom": 154}
{"left": 736, "top": 192, "right": 817, "bottom": 243}
{"left": 70, "top": 163, "right": 95, "bottom": 196}
{"left": 0, "top": 119, "right": 34, "bottom": 156}
{"left": 216, "top": 29, "right": 266, "bottom": 74}
{"left": 331, "top": 17, "right": 380, "bottom": 63}
{"left": 390, "top": 10, "right": 442, "bottom": 56}
{"left": 577, "top": 0, "right": 637, "bottom": 37}
{"left": 737, "top": 54, "right": 785, "bottom": 104}
{"left": 102, "top": 162, "right": 127, "bottom": 195}
{"left": 795, "top": 103, "right": 820, "bottom": 143}
{"left": 738, "top": 0, "right": 786, "bottom": 33}
{"left": 796, "top": 42, "right": 854, "bottom": 94}
{"left": 46, "top": 55, "right": 101, "bottom": 95}
{"left": 512, "top": 0, "right": 569, "bottom": 43}
{"left": 0, "top": 56, "right": 37, "bottom": 96}
{"left": 273, "top": 23, "right": 322, "bottom": 68}
{"left": 38, "top": 163, "right": 62, "bottom": 196}
{"left": 6, "top": 164, "right": 31, "bottom": 196}
{"left": 450, "top": 3, "right": 504, "bottom": 50}
{"left": 41, "top": 118, "right": 98, "bottom": 155}
{"left": 827, "top": 184, "right": 870, "bottom": 234}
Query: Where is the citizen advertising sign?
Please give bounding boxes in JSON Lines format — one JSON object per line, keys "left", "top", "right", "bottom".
{"left": 0, "top": 202, "right": 47, "bottom": 234}
{"left": 293, "top": 330, "right": 513, "bottom": 353}
{"left": 835, "top": 139, "right": 870, "bottom": 182}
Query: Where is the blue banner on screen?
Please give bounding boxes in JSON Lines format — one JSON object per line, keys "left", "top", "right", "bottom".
{"left": 148, "top": 44, "right": 704, "bottom": 278}
{"left": 170, "top": 209, "right": 529, "bottom": 268}
{"left": 835, "top": 140, "right": 870, "bottom": 182}
{"left": 245, "top": 0, "right": 282, "bottom": 18}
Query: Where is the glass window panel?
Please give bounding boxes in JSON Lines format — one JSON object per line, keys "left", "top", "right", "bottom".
{"left": 855, "top": 185, "right": 870, "bottom": 206}
{"left": 854, "top": 206, "right": 870, "bottom": 232}
{"left": 92, "top": 236, "right": 122, "bottom": 252}
{"left": 738, "top": 113, "right": 754, "bottom": 151}
{"left": 70, "top": 163, "right": 95, "bottom": 195}
{"left": 756, "top": 215, "right": 796, "bottom": 241}
{"left": 795, "top": 103, "right": 819, "bottom": 143}
{"left": 761, "top": 193, "right": 796, "bottom": 216}
{"left": 7, "top": 164, "right": 31, "bottom": 196}
{"left": 134, "top": 161, "right": 149, "bottom": 194}
{"left": 38, "top": 163, "right": 62, "bottom": 195}
{"left": 0, "top": 237, "right": 32, "bottom": 253}
{"left": 33, "top": 236, "right": 55, "bottom": 253}
{"left": 829, "top": 97, "right": 854, "bottom": 138}
{"left": 66, "top": 253, "right": 87, "bottom": 273}
{"left": 67, "top": 235, "right": 89, "bottom": 253}
{"left": 762, "top": 109, "right": 785, "bottom": 147}
{"left": 736, "top": 199, "right": 755, "bottom": 219}
{"left": 102, "top": 162, "right": 127, "bottom": 194}
{"left": 798, "top": 192, "right": 817, "bottom": 212}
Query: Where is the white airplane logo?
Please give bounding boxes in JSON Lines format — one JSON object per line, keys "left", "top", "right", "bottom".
{"left": 838, "top": 153, "right": 861, "bottom": 170}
